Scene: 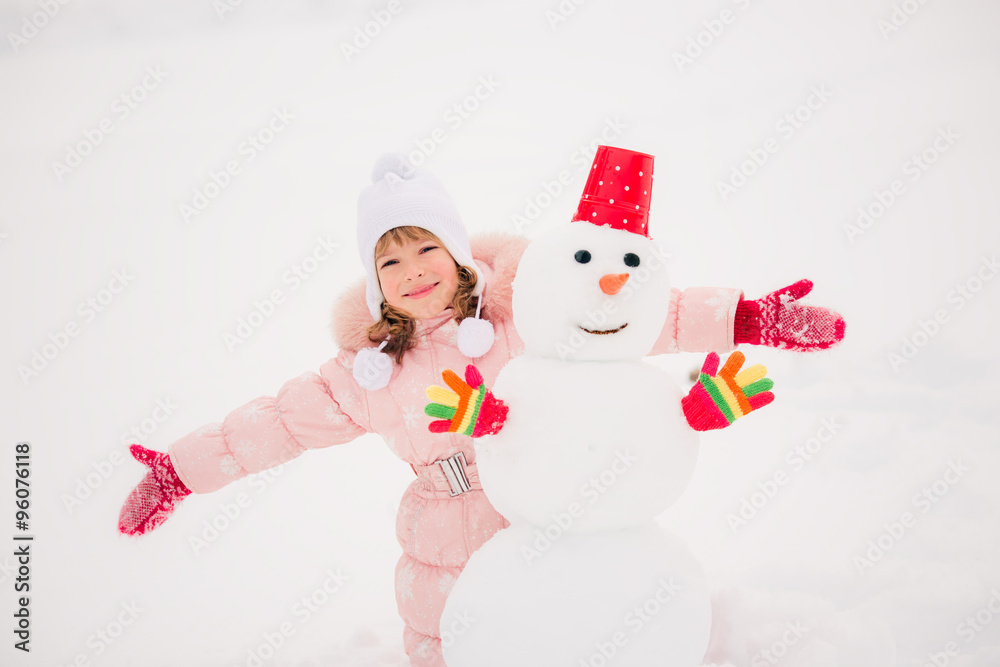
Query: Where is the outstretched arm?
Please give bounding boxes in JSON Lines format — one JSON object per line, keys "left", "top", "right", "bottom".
{"left": 119, "top": 349, "right": 372, "bottom": 536}
{"left": 648, "top": 286, "right": 742, "bottom": 355}
{"left": 648, "top": 280, "right": 845, "bottom": 356}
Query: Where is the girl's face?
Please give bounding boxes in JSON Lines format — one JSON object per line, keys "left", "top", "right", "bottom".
{"left": 375, "top": 235, "right": 459, "bottom": 320}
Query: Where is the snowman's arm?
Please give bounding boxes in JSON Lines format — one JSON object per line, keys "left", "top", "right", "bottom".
{"left": 425, "top": 364, "right": 509, "bottom": 437}
{"left": 646, "top": 287, "right": 743, "bottom": 356}
{"left": 682, "top": 351, "right": 775, "bottom": 431}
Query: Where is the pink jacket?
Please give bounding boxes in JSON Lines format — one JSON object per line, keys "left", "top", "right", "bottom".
{"left": 165, "top": 231, "right": 741, "bottom": 659}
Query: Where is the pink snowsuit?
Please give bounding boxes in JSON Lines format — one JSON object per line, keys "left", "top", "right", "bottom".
{"left": 166, "top": 231, "right": 741, "bottom": 666}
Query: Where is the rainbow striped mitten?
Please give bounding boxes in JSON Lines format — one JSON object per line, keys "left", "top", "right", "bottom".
{"left": 425, "top": 364, "right": 509, "bottom": 437}
{"left": 682, "top": 351, "right": 775, "bottom": 431}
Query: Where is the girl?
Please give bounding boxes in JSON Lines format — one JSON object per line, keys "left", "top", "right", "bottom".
{"left": 118, "top": 151, "right": 843, "bottom": 666}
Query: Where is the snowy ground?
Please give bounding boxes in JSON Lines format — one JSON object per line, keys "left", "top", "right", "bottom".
{"left": 1, "top": 1, "right": 998, "bottom": 665}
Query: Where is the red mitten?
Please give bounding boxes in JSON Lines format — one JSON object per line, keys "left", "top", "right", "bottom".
{"left": 118, "top": 444, "right": 192, "bottom": 537}
{"left": 734, "top": 279, "right": 845, "bottom": 351}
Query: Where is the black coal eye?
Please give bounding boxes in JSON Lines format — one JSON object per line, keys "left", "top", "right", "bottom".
{"left": 574, "top": 250, "right": 591, "bottom": 264}
{"left": 624, "top": 253, "right": 640, "bottom": 268}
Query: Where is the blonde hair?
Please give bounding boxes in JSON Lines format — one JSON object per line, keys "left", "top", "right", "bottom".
{"left": 366, "top": 226, "right": 480, "bottom": 363}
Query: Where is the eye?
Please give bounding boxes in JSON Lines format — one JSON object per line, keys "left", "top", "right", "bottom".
{"left": 574, "top": 250, "right": 591, "bottom": 264}
{"left": 624, "top": 253, "right": 640, "bottom": 268}
{"left": 381, "top": 245, "right": 435, "bottom": 269}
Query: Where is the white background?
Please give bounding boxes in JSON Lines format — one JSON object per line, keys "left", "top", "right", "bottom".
{"left": 1, "top": 0, "right": 998, "bottom": 665}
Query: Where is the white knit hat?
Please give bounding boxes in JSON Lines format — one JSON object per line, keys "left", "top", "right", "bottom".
{"left": 352, "top": 153, "right": 495, "bottom": 391}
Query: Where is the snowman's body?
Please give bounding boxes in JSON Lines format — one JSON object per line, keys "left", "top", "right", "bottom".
{"left": 480, "top": 355, "right": 698, "bottom": 532}
{"left": 441, "top": 522, "right": 710, "bottom": 667}
{"left": 441, "top": 220, "right": 714, "bottom": 666}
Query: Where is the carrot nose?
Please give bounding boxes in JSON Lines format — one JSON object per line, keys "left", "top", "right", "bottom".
{"left": 600, "top": 273, "right": 629, "bottom": 295}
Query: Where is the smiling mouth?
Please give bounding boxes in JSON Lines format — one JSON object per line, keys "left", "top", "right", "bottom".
{"left": 580, "top": 323, "right": 628, "bottom": 335}
{"left": 405, "top": 283, "right": 438, "bottom": 297}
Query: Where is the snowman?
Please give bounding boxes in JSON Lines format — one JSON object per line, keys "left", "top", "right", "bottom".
{"left": 424, "top": 146, "right": 776, "bottom": 667}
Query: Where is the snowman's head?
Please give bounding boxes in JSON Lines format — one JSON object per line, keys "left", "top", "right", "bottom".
{"left": 512, "top": 222, "right": 672, "bottom": 361}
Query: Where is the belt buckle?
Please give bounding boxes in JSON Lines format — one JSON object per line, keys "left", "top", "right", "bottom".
{"left": 437, "top": 451, "right": 471, "bottom": 497}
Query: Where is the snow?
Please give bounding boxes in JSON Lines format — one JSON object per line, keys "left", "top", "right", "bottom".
{"left": 1, "top": 1, "right": 999, "bottom": 666}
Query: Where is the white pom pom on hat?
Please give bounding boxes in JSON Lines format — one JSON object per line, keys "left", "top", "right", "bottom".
{"left": 352, "top": 340, "right": 394, "bottom": 391}
{"left": 456, "top": 299, "right": 495, "bottom": 357}
{"left": 370, "top": 152, "right": 415, "bottom": 183}
{"left": 351, "top": 153, "right": 495, "bottom": 391}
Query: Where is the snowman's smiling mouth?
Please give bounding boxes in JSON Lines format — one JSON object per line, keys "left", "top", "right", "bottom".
{"left": 580, "top": 323, "right": 629, "bottom": 335}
